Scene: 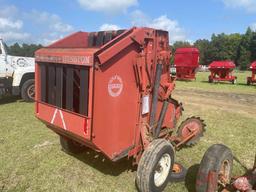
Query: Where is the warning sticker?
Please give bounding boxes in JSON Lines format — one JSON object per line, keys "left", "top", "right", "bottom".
{"left": 108, "top": 75, "right": 123, "bottom": 97}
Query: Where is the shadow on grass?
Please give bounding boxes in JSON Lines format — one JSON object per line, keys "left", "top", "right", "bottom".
{"left": 185, "top": 164, "right": 200, "bottom": 192}
{"left": 200, "top": 80, "right": 235, "bottom": 85}
{"left": 0, "top": 95, "right": 20, "bottom": 105}
{"left": 70, "top": 148, "right": 136, "bottom": 176}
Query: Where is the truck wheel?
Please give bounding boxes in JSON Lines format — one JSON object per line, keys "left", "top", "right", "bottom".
{"left": 196, "top": 144, "right": 233, "bottom": 192}
{"left": 60, "top": 136, "right": 85, "bottom": 154}
{"left": 21, "top": 79, "right": 35, "bottom": 102}
{"left": 136, "top": 139, "right": 175, "bottom": 192}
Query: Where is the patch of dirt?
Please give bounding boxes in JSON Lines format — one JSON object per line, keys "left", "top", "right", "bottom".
{"left": 33, "top": 141, "right": 56, "bottom": 149}
{"left": 173, "top": 89, "right": 256, "bottom": 117}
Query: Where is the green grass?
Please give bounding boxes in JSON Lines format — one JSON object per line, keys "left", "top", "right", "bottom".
{"left": 177, "top": 71, "right": 256, "bottom": 94}
{"left": 0, "top": 72, "right": 256, "bottom": 192}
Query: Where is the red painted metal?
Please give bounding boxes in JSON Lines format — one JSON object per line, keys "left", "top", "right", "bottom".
{"left": 174, "top": 47, "right": 200, "bottom": 80}
{"left": 35, "top": 27, "right": 184, "bottom": 163}
{"left": 207, "top": 171, "right": 218, "bottom": 192}
{"left": 247, "top": 61, "right": 256, "bottom": 85}
{"left": 208, "top": 61, "right": 237, "bottom": 83}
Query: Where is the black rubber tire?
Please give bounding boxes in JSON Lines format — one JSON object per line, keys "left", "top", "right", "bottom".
{"left": 136, "top": 139, "right": 175, "bottom": 192}
{"left": 170, "top": 162, "right": 187, "bottom": 183}
{"left": 21, "top": 79, "right": 35, "bottom": 102}
{"left": 60, "top": 136, "right": 84, "bottom": 154}
{"left": 196, "top": 144, "right": 233, "bottom": 192}
{"left": 208, "top": 77, "right": 213, "bottom": 83}
{"left": 247, "top": 78, "right": 251, "bottom": 85}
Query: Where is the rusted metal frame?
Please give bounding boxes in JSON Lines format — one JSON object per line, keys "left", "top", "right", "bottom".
{"left": 136, "top": 55, "right": 147, "bottom": 92}
{"left": 175, "top": 130, "right": 198, "bottom": 148}
{"left": 150, "top": 63, "right": 163, "bottom": 137}
{"left": 131, "top": 34, "right": 156, "bottom": 159}
{"left": 112, "top": 145, "right": 135, "bottom": 162}
{"left": 154, "top": 101, "right": 169, "bottom": 138}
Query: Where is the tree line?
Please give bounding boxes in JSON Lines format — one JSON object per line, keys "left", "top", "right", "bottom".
{"left": 172, "top": 27, "right": 256, "bottom": 70}
{"left": 5, "top": 43, "right": 43, "bottom": 58}
{"left": 4, "top": 27, "right": 256, "bottom": 70}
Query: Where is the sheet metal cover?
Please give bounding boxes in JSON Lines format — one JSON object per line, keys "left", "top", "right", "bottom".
{"left": 35, "top": 48, "right": 98, "bottom": 66}
{"left": 209, "top": 61, "right": 236, "bottom": 69}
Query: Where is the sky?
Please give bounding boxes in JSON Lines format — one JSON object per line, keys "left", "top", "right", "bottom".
{"left": 0, "top": 0, "right": 256, "bottom": 45}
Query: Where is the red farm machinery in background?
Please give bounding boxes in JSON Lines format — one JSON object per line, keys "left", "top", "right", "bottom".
{"left": 247, "top": 61, "right": 256, "bottom": 85}
{"left": 174, "top": 47, "right": 200, "bottom": 80}
{"left": 208, "top": 61, "right": 237, "bottom": 84}
{"left": 35, "top": 27, "right": 205, "bottom": 192}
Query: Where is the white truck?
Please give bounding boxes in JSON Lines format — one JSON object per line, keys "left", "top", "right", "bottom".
{"left": 0, "top": 39, "right": 35, "bottom": 102}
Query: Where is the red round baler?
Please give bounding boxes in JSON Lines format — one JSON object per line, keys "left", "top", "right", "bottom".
{"left": 208, "top": 61, "right": 237, "bottom": 84}
{"left": 34, "top": 27, "right": 206, "bottom": 192}
{"left": 247, "top": 61, "right": 256, "bottom": 85}
{"left": 174, "top": 48, "right": 200, "bottom": 80}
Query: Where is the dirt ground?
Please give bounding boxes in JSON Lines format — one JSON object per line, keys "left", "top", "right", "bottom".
{"left": 0, "top": 72, "right": 255, "bottom": 192}
{"left": 174, "top": 88, "right": 256, "bottom": 118}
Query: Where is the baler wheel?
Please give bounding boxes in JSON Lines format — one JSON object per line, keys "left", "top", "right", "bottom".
{"left": 177, "top": 117, "right": 206, "bottom": 146}
{"left": 196, "top": 144, "right": 233, "bottom": 192}
{"left": 169, "top": 162, "right": 187, "bottom": 183}
{"left": 60, "top": 136, "right": 85, "bottom": 154}
{"left": 136, "top": 139, "right": 175, "bottom": 192}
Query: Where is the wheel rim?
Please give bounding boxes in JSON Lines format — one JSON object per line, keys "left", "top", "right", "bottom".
{"left": 154, "top": 153, "right": 171, "bottom": 187}
{"left": 218, "top": 160, "right": 231, "bottom": 187}
{"left": 172, "top": 163, "right": 182, "bottom": 173}
{"left": 27, "top": 84, "right": 35, "bottom": 100}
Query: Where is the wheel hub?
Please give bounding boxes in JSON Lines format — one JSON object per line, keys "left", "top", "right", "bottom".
{"left": 218, "top": 160, "right": 231, "bottom": 187}
{"left": 154, "top": 153, "right": 171, "bottom": 187}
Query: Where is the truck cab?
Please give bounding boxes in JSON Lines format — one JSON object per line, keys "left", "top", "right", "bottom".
{"left": 0, "top": 39, "right": 35, "bottom": 101}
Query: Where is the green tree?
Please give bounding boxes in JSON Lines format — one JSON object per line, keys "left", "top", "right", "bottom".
{"left": 194, "top": 39, "right": 211, "bottom": 65}
{"left": 237, "top": 27, "right": 253, "bottom": 70}
{"left": 172, "top": 41, "right": 192, "bottom": 52}
{"left": 7, "top": 43, "right": 43, "bottom": 57}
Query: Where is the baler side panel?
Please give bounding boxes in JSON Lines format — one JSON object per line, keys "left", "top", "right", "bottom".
{"left": 92, "top": 43, "right": 140, "bottom": 160}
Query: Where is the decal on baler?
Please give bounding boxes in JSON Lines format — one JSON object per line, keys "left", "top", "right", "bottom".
{"left": 108, "top": 75, "right": 123, "bottom": 97}
{"left": 51, "top": 109, "right": 67, "bottom": 130}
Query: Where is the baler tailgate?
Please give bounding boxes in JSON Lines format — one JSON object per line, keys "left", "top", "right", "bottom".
{"left": 36, "top": 103, "right": 90, "bottom": 139}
